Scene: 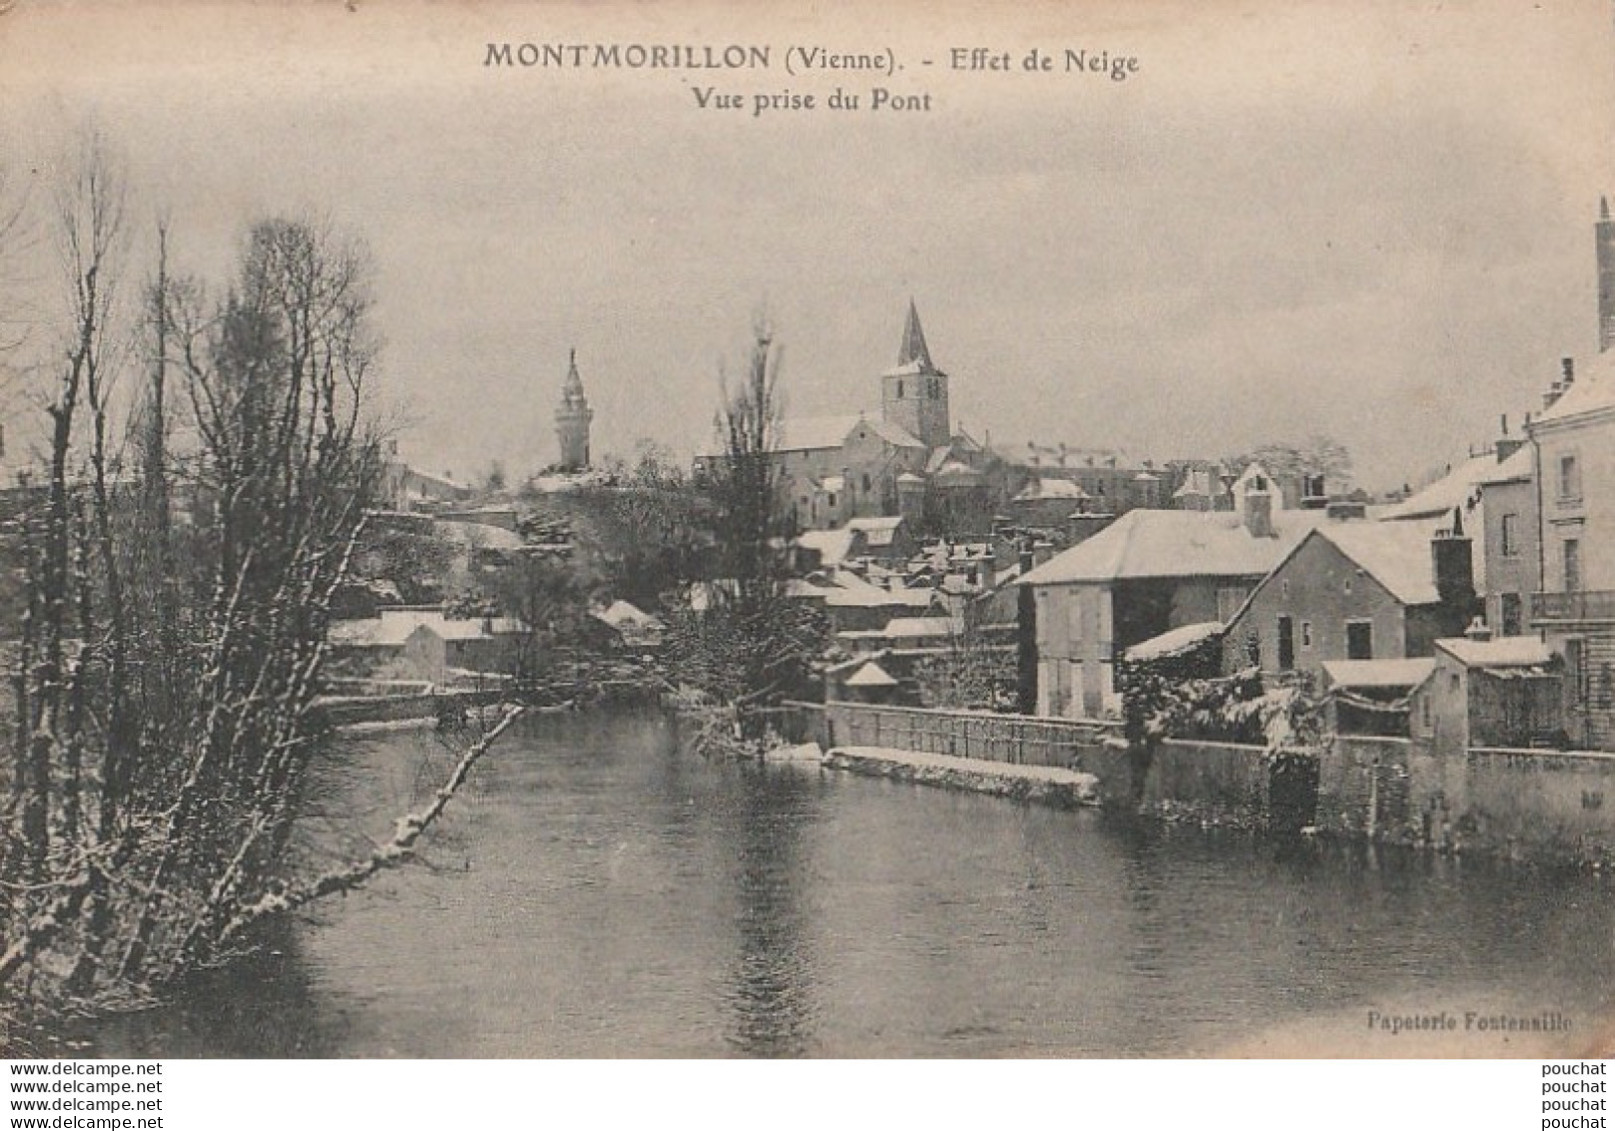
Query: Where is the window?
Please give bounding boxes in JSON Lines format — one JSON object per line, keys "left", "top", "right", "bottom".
{"left": 861, "top": 474, "right": 871, "bottom": 493}
{"left": 1301, "top": 621, "right": 1313, "bottom": 648}
{"left": 1277, "top": 616, "right": 1295, "bottom": 671}
{"left": 1500, "top": 592, "right": 1522, "bottom": 637}
{"left": 1565, "top": 538, "right": 1582, "bottom": 592}
{"left": 1067, "top": 601, "right": 1084, "bottom": 643}
{"left": 1559, "top": 454, "right": 1582, "bottom": 501}
{"left": 1500, "top": 513, "right": 1519, "bottom": 557}
{"left": 827, "top": 492, "right": 837, "bottom": 508}
{"left": 1346, "top": 620, "right": 1373, "bottom": 660}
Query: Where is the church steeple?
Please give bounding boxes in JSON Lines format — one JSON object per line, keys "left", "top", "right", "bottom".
{"left": 554, "top": 348, "right": 594, "bottom": 471}
{"left": 898, "top": 297, "right": 935, "bottom": 372}
{"left": 881, "top": 301, "right": 950, "bottom": 450}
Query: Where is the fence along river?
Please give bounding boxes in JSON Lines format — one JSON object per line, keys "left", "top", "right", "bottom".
{"left": 66, "top": 708, "right": 1615, "bottom": 1057}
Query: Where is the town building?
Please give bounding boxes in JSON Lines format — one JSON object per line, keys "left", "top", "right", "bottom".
{"left": 1528, "top": 350, "right": 1615, "bottom": 749}
{"left": 1408, "top": 632, "right": 1563, "bottom": 756}
{"left": 378, "top": 441, "right": 474, "bottom": 511}
{"left": 1219, "top": 513, "right": 1478, "bottom": 677}
{"left": 1475, "top": 440, "right": 1538, "bottom": 637}
{"left": 1018, "top": 480, "right": 1327, "bottom": 718}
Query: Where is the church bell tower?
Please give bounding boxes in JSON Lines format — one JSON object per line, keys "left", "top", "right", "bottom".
{"left": 880, "top": 300, "right": 950, "bottom": 450}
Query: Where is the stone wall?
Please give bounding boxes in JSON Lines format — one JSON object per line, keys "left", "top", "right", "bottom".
{"left": 1452, "top": 747, "right": 1615, "bottom": 862}
{"left": 806, "top": 700, "right": 1615, "bottom": 864}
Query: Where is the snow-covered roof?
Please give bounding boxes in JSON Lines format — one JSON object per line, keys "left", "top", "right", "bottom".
{"left": 595, "top": 599, "right": 662, "bottom": 630}
{"left": 1435, "top": 636, "right": 1555, "bottom": 668}
{"left": 798, "top": 527, "right": 856, "bottom": 567}
{"left": 423, "top": 616, "right": 527, "bottom": 641}
{"left": 1009, "top": 442, "right": 1132, "bottom": 471}
{"left": 1320, "top": 657, "right": 1436, "bottom": 690}
{"left": 1124, "top": 621, "right": 1223, "bottom": 662}
{"left": 527, "top": 468, "right": 613, "bottom": 493}
{"left": 861, "top": 419, "right": 926, "bottom": 449}
{"left": 1476, "top": 445, "right": 1533, "bottom": 487}
{"left": 1013, "top": 478, "right": 1089, "bottom": 502}
{"left": 334, "top": 608, "right": 526, "bottom": 647}
{"left": 1173, "top": 469, "right": 1226, "bottom": 499}
{"left": 433, "top": 519, "right": 526, "bottom": 551}
{"left": 822, "top": 576, "right": 937, "bottom": 608}
{"left": 847, "top": 515, "right": 905, "bottom": 546}
{"left": 880, "top": 616, "right": 958, "bottom": 639}
{"left": 1379, "top": 454, "right": 1494, "bottom": 520}
{"left": 843, "top": 659, "right": 899, "bottom": 687}
{"left": 1019, "top": 508, "right": 1327, "bottom": 587}
{"left": 772, "top": 414, "right": 863, "bottom": 453}
{"left": 1313, "top": 520, "right": 1452, "bottom": 606}
{"left": 1536, "top": 351, "right": 1615, "bottom": 426}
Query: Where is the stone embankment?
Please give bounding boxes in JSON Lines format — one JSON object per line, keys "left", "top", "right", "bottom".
{"left": 822, "top": 745, "right": 1100, "bottom": 808}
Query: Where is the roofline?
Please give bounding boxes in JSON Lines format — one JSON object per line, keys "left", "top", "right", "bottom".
{"left": 1221, "top": 527, "right": 1320, "bottom": 631}
{"left": 1529, "top": 401, "right": 1615, "bottom": 434}
{"left": 1223, "top": 524, "right": 1434, "bottom": 632}
{"left": 1430, "top": 637, "right": 1556, "bottom": 665}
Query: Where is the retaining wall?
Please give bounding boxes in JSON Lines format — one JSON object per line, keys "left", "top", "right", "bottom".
{"left": 813, "top": 702, "right": 1119, "bottom": 767}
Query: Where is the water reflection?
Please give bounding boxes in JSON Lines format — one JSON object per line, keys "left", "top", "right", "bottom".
{"left": 50, "top": 709, "right": 1615, "bottom": 1057}
{"left": 722, "top": 766, "right": 820, "bottom": 1056}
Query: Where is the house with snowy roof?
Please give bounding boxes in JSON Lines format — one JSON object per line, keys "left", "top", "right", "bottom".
{"left": 1219, "top": 512, "right": 1479, "bottom": 678}
{"left": 1017, "top": 478, "right": 1326, "bottom": 718}
{"left": 1408, "top": 629, "right": 1564, "bottom": 755}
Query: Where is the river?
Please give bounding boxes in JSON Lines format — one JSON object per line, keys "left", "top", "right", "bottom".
{"left": 75, "top": 708, "right": 1615, "bottom": 1057}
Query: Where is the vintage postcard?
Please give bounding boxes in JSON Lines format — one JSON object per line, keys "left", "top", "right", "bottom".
{"left": 0, "top": 0, "right": 1613, "bottom": 1063}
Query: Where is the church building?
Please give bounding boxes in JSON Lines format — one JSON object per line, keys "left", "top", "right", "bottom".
{"left": 712, "top": 301, "right": 998, "bottom": 534}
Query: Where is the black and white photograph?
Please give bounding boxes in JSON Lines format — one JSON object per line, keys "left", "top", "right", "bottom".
{"left": 1, "top": 0, "right": 1615, "bottom": 1073}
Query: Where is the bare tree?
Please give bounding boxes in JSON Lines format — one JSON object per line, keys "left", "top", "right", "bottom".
{"left": 667, "top": 318, "right": 825, "bottom": 732}
{"left": 0, "top": 177, "right": 521, "bottom": 1010}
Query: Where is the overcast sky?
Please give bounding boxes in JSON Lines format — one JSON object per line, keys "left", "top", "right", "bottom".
{"left": 2, "top": 0, "right": 1613, "bottom": 492}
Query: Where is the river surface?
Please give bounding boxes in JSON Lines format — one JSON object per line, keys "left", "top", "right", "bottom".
{"left": 78, "top": 708, "right": 1615, "bottom": 1057}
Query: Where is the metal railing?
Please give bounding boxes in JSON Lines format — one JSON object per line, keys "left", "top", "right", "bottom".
{"left": 1530, "top": 590, "right": 1615, "bottom": 625}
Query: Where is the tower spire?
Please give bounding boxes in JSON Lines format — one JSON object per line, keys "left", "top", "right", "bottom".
{"left": 898, "top": 298, "right": 934, "bottom": 372}
{"left": 555, "top": 347, "right": 594, "bottom": 471}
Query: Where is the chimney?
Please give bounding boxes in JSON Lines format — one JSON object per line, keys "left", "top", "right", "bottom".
{"left": 1432, "top": 507, "right": 1477, "bottom": 635}
{"left": 1599, "top": 196, "right": 1615, "bottom": 352}
{"left": 1494, "top": 413, "right": 1525, "bottom": 463}
{"left": 1464, "top": 616, "right": 1493, "bottom": 643}
{"left": 1243, "top": 478, "right": 1275, "bottom": 539}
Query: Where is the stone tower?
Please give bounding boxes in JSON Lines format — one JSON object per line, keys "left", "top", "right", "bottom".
{"left": 880, "top": 300, "right": 950, "bottom": 450}
{"left": 1598, "top": 197, "right": 1615, "bottom": 353}
{"left": 554, "top": 348, "right": 594, "bottom": 471}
